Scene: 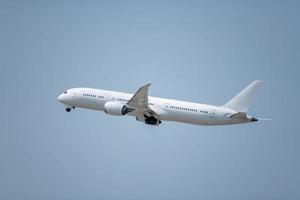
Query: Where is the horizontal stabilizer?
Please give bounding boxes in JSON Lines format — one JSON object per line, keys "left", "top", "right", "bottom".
{"left": 228, "top": 112, "right": 247, "bottom": 119}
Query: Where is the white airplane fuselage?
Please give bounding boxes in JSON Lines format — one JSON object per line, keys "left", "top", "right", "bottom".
{"left": 57, "top": 86, "right": 258, "bottom": 126}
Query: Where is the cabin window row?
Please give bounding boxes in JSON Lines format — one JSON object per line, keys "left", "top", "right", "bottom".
{"left": 83, "top": 94, "right": 104, "bottom": 98}
{"left": 199, "top": 110, "right": 208, "bottom": 113}
{"left": 170, "top": 106, "right": 208, "bottom": 113}
{"left": 117, "top": 98, "right": 129, "bottom": 102}
{"left": 170, "top": 106, "right": 197, "bottom": 112}
{"left": 83, "top": 93, "right": 96, "bottom": 97}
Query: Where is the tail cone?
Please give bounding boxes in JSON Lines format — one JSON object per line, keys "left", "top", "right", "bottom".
{"left": 251, "top": 117, "right": 258, "bottom": 122}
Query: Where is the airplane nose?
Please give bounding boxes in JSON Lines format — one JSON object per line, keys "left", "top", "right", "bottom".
{"left": 57, "top": 94, "right": 63, "bottom": 102}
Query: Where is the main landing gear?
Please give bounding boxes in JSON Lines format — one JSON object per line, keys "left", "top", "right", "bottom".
{"left": 65, "top": 106, "right": 75, "bottom": 112}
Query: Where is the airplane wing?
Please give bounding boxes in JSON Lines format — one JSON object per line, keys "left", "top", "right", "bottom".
{"left": 126, "top": 83, "right": 158, "bottom": 118}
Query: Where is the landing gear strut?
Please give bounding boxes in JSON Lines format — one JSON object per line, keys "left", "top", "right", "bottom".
{"left": 144, "top": 115, "right": 161, "bottom": 125}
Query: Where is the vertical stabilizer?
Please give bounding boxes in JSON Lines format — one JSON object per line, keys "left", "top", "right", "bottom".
{"left": 223, "top": 81, "right": 262, "bottom": 112}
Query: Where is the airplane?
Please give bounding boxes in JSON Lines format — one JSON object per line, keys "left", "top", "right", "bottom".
{"left": 57, "top": 81, "right": 269, "bottom": 126}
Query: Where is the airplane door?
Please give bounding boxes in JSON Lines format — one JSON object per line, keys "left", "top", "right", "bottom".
{"left": 164, "top": 103, "right": 170, "bottom": 109}
{"left": 72, "top": 91, "right": 77, "bottom": 100}
{"left": 210, "top": 110, "right": 216, "bottom": 118}
{"left": 97, "top": 93, "right": 108, "bottom": 109}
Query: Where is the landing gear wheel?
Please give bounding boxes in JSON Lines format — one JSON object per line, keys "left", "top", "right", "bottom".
{"left": 66, "top": 108, "right": 71, "bottom": 112}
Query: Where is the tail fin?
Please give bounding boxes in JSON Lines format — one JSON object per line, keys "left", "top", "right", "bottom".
{"left": 223, "top": 81, "right": 262, "bottom": 112}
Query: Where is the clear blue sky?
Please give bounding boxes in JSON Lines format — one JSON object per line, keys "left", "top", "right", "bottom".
{"left": 1, "top": 1, "right": 299, "bottom": 199}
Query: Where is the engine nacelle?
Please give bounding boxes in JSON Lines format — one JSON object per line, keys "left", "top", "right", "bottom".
{"left": 104, "top": 101, "right": 129, "bottom": 116}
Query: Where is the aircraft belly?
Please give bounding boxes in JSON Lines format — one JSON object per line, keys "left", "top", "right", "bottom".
{"left": 167, "top": 111, "right": 206, "bottom": 125}
{"left": 73, "top": 97, "right": 104, "bottom": 111}
{"left": 165, "top": 110, "right": 244, "bottom": 126}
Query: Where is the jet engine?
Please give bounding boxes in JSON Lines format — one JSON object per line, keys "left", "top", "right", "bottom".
{"left": 104, "top": 101, "right": 133, "bottom": 116}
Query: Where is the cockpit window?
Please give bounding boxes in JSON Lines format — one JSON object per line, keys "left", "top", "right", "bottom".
{"left": 64, "top": 91, "right": 67, "bottom": 94}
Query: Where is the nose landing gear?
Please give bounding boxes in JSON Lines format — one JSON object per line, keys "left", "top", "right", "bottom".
{"left": 65, "top": 106, "right": 75, "bottom": 112}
